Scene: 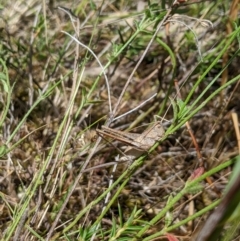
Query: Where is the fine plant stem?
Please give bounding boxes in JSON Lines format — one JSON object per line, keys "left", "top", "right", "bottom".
{"left": 113, "top": 93, "right": 157, "bottom": 121}
{"left": 155, "top": 37, "right": 177, "bottom": 116}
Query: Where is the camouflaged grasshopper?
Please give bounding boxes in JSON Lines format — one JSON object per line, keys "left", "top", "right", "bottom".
{"left": 96, "top": 121, "right": 164, "bottom": 161}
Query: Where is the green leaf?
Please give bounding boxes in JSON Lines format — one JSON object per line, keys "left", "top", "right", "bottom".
{"left": 0, "top": 73, "right": 10, "bottom": 93}
{"left": 165, "top": 194, "right": 173, "bottom": 227}
{"left": 177, "top": 99, "right": 189, "bottom": 118}
{"left": 169, "top": 97, "right": 178, "bottom": 124}
{"left": 144, "top": 9, "right": 151, "bottom": 19}
{"left": 0, "top": 145, "right": 8, "bottom": 157}
{"left": 185, "top": 182, "right": 203, "bottom": 194}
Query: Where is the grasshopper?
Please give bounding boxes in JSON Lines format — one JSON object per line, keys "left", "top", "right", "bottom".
{"left": 96, "top": 121, "right": 165, "bottom": 161}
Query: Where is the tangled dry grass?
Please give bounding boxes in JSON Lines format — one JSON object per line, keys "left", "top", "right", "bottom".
{"left": 0, "top": 0, "right": 240, "bottom": 240}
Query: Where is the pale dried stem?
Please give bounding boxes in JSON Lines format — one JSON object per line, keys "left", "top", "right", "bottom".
{"left": 232, "top": 112, "right": 240, "bottom": 155}
{"left": 60, "top": 32, "right": 112, "bottom": 115}
{"left": 113, "top": 93, "right": 157, "bottom": 121}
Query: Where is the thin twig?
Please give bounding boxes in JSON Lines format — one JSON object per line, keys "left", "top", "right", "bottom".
{"left": 113, "top": 93, "right": 157, "bottom": 121}
{"left": 166, "top": 19, "right": 202, "bottom": 61}
{"left": 232, "top": 113, "right": 240, "bottom": 155}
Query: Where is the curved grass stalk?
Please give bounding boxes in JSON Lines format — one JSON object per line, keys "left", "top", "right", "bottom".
{"left": 61, "top": 31, "right": 113, "bottom": 115}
